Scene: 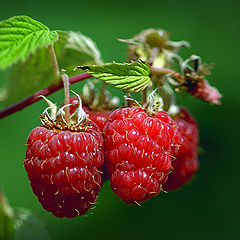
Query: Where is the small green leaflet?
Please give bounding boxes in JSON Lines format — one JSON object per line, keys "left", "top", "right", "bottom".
{"left": 62, "top": 31, "right": 102, "bottom": 64}
{"left": 14, "top": 208, "right": 51, "bottom": 240}
{"left": 79, "top": 60, "right": 151, "bottom": 92}
{"left": 0, "top": 190, "right": 14, "bottom": 240}
{"left": 0, "top": 190, "right": 51, "bottom": 240}
{"left": 0, "top": 15, "right": 58, "bottom": 70}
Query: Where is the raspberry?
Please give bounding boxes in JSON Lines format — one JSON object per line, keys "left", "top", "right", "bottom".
{"left": 24, "top": 115, "right": 104, "bottom": 218}
{"left": 87, "top": 110, "right": 111, "bottom": 133}
{"left": 164, "top": 108, "right": 199, "bottom": 191}
{"left": 69, "top": 97, "right": 111, "bottom": 132}
{"left": 103, "top": 107, "right": 177, "bottom": 204}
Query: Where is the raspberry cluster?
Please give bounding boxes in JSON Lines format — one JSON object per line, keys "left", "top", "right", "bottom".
{"left": 24, "top": 99, "right": 199, "bottom": 218}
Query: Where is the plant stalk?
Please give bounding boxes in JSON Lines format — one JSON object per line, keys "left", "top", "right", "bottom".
{"left": 98, "top": 82, "right": 107, "bottom": 107}
{"left": 0, "top": 67, "right": 185, "bottom": 119}
{"left": 142, "top": 89, "right": 147, "bottom": 106}
{"left": 48, "top": 44, "right": 61, "bottom": 85}
{"left": 62, "top": 72, "right": 70, "bottom": 122}
{"left": 0, "top": 73, "right": 92, "bottom": 119}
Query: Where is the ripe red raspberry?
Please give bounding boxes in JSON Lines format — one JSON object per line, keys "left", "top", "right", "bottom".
{"left": 164, "top": 108, "right": 199, "bottom": 191}
{"left": 103, "top": 107, "right": 177, "bottom": 204}
{"left": 69, "top": 97, "right": 111, "bottom": 132}
{"left": 24, "top": 112, "right": 104, "bottom": 218}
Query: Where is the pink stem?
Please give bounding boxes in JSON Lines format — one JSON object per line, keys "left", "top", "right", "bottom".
{"left": 0, "top": 73, "right": 92, "bottom": 119}
{"left": 62, "top": 72, "right": 70, "bottom": 122}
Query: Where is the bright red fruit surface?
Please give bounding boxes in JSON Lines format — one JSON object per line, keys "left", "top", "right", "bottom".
{"left": 24, "top": 124, "right": 104, "bottom": 218}
{"left": 164, "top": 108, "right": 199, "bottom": 191}
{"left": 103, "top": 107, "right": 177, "bottom": 204}
{"left": 69, "top": 97, "right": 111, "bottom": 132}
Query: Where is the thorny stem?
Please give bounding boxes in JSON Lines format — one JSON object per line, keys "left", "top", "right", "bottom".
{"left": 48, "top": 44, "right": 61, "bottom": 85}
{"left": 62, "top": 72, "right": 70, "bottom": 122}
{"left": 0, "top": 73, "right": 92, "bottom": 119}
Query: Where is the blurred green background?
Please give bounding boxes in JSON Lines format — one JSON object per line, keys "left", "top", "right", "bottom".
{"left": 0, "top": 0, "right": 239, "bottom": 239}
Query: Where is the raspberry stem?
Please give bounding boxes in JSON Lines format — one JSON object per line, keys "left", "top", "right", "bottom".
{"left": 0, "top": 66, "right": 219, "bottom": 119}
{"left": 48, "top": 44, "right": 61, "bottom": 85}
{"left": 0, "top": 67, "right": 175, "bottom": 119}
{"left": 0, "top": 73, "right": 92, "bottom": 119}
{"left": 62, "top": 71, "right": 70, "bottom": 122}
{"left": 142, "top": 89, "right": 147, "bottom": 106}
{"left": 98, "top": 82, "right": 107, "bottom": 107}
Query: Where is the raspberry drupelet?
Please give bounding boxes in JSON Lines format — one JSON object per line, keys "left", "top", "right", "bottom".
{"left": 103, "top": 107, "right": 177, "bottom": 204}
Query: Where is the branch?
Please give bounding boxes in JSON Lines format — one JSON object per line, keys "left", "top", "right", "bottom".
{"left": 0, "top": 73, "right": 92, "bottom": 119}
{"left": 2, "top": 65, "right": 218, "bottom": 120}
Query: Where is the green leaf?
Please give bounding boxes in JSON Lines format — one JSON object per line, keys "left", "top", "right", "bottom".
{"left": 0, "top": 190, "right": 14, "bottom": 240}
{"left": 2, "top": 47, "right": 53, "bottom": 106}
{"left": 58, "top": 31, "right": 102, "bottom": 64}
{"left": 1, "top": 30, "right": 102, "bottom": 107}
{"left": 14, "top": 208, "right": 51, "bottom": 240}
{"left": 0, "top": 15, "right": 58, "bottom": 70}
{"left": 79, "top": 60, "right": 151, "bottom": 92}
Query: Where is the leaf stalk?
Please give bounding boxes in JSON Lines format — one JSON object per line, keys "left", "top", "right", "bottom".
{"left": 48, "top": 44, "right": 61, "bottom": 85}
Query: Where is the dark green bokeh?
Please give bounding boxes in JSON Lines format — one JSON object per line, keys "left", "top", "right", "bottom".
{"left": 0, "top": 0, "right": 239, "bottom": 239}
